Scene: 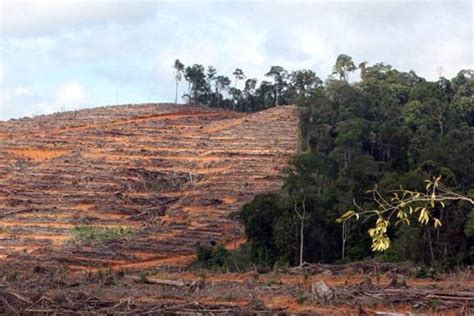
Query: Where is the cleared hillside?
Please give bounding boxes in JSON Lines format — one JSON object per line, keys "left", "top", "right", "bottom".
{"left": 0, "top": 104, "right": 298, "bottom": 269}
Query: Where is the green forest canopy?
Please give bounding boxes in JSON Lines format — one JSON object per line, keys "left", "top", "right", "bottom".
{"left": 176, "top": 55, "right": 474, "bottom": 269}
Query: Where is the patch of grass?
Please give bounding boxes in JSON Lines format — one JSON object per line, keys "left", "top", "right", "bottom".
{"left": 429, "top": 298, "right": 441, "bottom": 311}
{"left": 6, "top": 270, "right": 19, "bottom": 282}
{"left": 139, "top": 271, "right": 148, "bottom": 283}
{"left": 265, "top": 278, "right": 282, "bottom": 286}
{"left": 68, "top": 225, "right": 134, "bottom": 245}
{"left": 247, "top": 297, "right": 267, "bottom": 311}
{"left": 217, "top": 292, "right": 235, "bottom": 302}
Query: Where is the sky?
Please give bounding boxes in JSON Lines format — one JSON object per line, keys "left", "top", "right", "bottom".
{"left": 0, "top": 0, "right": 472, "bottom": 121}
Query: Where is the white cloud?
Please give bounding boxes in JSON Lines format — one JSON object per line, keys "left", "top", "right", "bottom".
{"left": 0, "top": 60, "right": 4, "bottom": 83}
{"left": 54, "top": 81, "right": 89, "bottom": 110}
{"left": 0, "top": 80, "right": 90, "bottom": 120}
{"left": 0, "top": 0, "right": 158, "bottom": 37}
{"left": 14, "top": 86, "right": 30, "bottom": 96}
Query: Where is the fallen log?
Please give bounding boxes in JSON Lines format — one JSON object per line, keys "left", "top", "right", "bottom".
{"left": 0, "top": 208, "right": 36, "bottom": 218}
{"left": 381, "top": 288, "right": 474, "bottom": 298}
{"left": 125, "top": 275, "right": 186, "bottom": 287}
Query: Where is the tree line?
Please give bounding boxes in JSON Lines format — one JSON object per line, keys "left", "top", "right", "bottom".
{"left": 173, "top": 59, "right": 322, "bottom": 112}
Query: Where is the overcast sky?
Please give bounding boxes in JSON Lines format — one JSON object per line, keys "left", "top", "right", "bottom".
{"left": 0, "top": 0, "right": 472, "bottom": 120}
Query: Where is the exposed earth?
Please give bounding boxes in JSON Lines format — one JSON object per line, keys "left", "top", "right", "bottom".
{"left": 0, "top": 104, "right": 472, "bottom": 314}
{"left": 0, "top": 104, "right": 297, "bottom": 269}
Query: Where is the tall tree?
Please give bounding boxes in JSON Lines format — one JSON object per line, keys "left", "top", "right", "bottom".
{"left": 243, "top": 78, "right": 257, "bottom": 112}
{"left": 332, "top": 54, "right": 356, "bottom": 81}
{"left": 255, "top": 80, "right": 274, "bottom": 110}
{"left": 289, "top": 69, "right": 322, "bottom": 99}
{"left": 229, "top": 87, "right": 242, "bottom": 111}
{"left": 265, "top": 66, "right": 288, "bottom": 106}
{"left": 215, "top": 75, "right": 231, "bottom": 108}
{"left": 184, "top": 64, "right": 207, "bottom": 105}
{"left": 206, "top": 66, "right": 217, "bottom": 106}
{"left": 231, "top": 69, "right": 245, "bottom": 110}
{"left": 232, "top": 68, "right": 246, "bottom": 88}
{"left": 173, "top": 59, "right": 185, "bottom": 104}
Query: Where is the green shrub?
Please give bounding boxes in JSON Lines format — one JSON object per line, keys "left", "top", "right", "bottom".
{"left": 196, "top": 243, "right": 213, "bottom": 263}
{"left": 196, "top": 243, "right": 229, "bottom": 269}
{"left": 68, "top": 225, "right": 134, "bottom": 245}
{"left": 294, "top": 289, "right": 307, "bottom": 304}
{"left": 217, "top": 292, "right": 235, "bottom": 302}
{"left": 195, "top": 243, "right": 254, "bottom": 272}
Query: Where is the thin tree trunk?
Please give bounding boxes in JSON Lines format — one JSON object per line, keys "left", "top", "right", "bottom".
{"left": 175, "top": 81, "right": 179, "bottom": 104}
{"left": 298, "top": 198, "right": 307, "bottom": 266}
{"left": 233, "top": 219, "right": 237, "bottom": 249}
{"left": 187, "top": 82, "right": 191, "bottom": 104}
{"left": 275, "top": 87, "right": 279, "bottom": 106}
{"left": 299, "top": 215, "right": 304, "bottom": 266}
{"left": 427, "top": 230, "right": 436, "bottom": 266}
{"left": 342, "top": 221, "right": 347, "bottom": 260}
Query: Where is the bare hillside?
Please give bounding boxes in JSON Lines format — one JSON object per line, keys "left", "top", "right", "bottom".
{"left": 0, "top": 104, "right": 298, "bottom": 269}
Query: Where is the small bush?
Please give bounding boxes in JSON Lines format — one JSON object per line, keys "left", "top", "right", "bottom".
{"left": 246, "top": 297, "right": 267, "bottom": 311}
{"left": 294, "top": 289, "right": 307, "bottom": 305}
{"left": 217, "top": 292, "right": 235, "bottom": 302}
{"left": 196, "top": 243, "right": 229, "bottom": 269}
{"left": 223, "top": 243, "right": 254, "bottom": 272}
{"left": 196, "top": 243, "right": 213, "bottom": 263}
{"left": 7, "top": 270, "right": 19, "bottom": 282}
{"left": 195, "top": 243, "right": 254, "bottom": 272}
{"left": 68, "top": 226, "right": 134, "bottom": 245}
{"left": 265, "top": 278, "right": 282, "bottom": 286}
{"left": 139, "top": 271, "right": 148, "bottom": 283}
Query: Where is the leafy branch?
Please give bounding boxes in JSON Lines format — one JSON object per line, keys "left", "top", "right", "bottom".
{"left": 337, "top": 176, "right": 474, "bottom": 252}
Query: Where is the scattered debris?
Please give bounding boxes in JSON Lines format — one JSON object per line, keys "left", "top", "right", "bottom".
{"left": 311, "top": 281, "right": 335, "bottom": 303}
{"left": 0, "top": 104, "right": 297, "bottom": 268}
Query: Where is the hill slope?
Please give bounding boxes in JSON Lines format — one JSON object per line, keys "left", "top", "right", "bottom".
{"left": 0, "top": 104, "right": 297, "bottom": 269}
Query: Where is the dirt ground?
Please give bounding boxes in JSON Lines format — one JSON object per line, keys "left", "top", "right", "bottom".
{"left": 0, "top": 258, "right": 472, "bottom": 314}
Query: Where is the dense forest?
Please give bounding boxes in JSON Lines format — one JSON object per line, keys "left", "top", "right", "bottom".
{"left": 179, "top": 56, "right": 474, "bottom": 270}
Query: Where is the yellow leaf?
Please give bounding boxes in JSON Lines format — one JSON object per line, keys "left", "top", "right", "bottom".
{"left": 418, "top": 208, "right": 429, "bottom": 225}
{"left": 336, "top": 210, "right": 355, "bottom": 223}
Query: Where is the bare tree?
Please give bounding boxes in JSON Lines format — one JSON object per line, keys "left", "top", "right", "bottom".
{"left": 293, "top": 196, "right": 307, "bottom": 266}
